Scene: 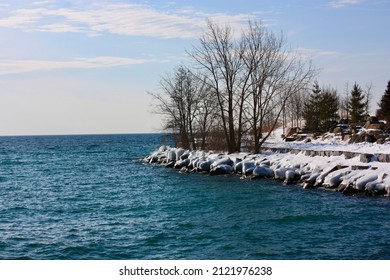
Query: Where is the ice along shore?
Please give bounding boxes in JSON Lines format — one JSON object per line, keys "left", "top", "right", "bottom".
{"left": 144, "top": 145, "right": 390, "bottom": 197}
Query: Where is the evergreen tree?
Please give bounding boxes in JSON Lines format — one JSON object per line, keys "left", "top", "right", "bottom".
{"left": 348, "top": 82, "right": 365, "bottom": 124}
{"left": 318, "top": 86, "right": 339, "bottom": 131}
{"left": 303, "top": 81, "right": 321, "bottom": 132}
{"left": 378, "top": 80, "right": 390, "bottom": 124}
{"left": 303, "top": 82, "right": 339, "bottom": 132}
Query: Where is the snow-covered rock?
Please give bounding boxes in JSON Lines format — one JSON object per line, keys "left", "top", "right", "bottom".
{"left": 145, "top": 144, "right": 390, "bottom": 198}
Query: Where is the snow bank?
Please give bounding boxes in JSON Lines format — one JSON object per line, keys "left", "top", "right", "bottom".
{"left": 144, "top": 145, "right": 390, "bottom": 197}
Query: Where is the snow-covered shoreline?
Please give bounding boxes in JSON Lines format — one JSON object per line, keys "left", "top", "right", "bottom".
{"left": 263, "top": 141, "right": 390, "bottom": 158}
{"left": 144, "top": 143, "right": 390, "bottom": 197}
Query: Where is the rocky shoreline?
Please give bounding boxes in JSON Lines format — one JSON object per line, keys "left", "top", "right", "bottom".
{"left": 144, "top": 146, "right": 390, "bottom": 197}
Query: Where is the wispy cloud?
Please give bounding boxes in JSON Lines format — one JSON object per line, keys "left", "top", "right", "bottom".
{"left": 328, "top": 0, "right": 365, "bottom": 8}
{"left": 0, "top": 56, "right": 149, "bottom": 75}
{"left": 0, "top": 3, "right": 258, "bottom": 38}
{"left": 32, "top": 0, "right": 56, "bottom": 5}
{"left": 297, "top": 48, "right": 342, "bottom": 58}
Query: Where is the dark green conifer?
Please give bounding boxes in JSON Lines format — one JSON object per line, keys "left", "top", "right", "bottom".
{"left": 303, "top": 82, "right": 339, "bottom": 132}
{"left": 319, "top": 87, "right": 339, "bottom": 131}
{"left": 378, "top": 81, "right": 390, "bottom": 124}
{"left": 303, "top": 81, "right": 321, "bottom": 132}
{"left": 348, "top": 82, "right": 365, "bottom": 124}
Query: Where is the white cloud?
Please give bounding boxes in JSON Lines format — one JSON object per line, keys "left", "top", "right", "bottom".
{"left": 0, "top": 8, "right": 45, "bottom": 28}
{"left": 328, "top": 0, "right": 365, "bottom": 8}
{"left": 37, "top": 22, "right": 85, "bottom": 33}
{"left": 0, "top": 3, "right": 257, "bottom": 38}
{"left": 297, "top": 48, "right": 341, "bottom": 58}
{"left": 32, "top": 0, "right": 55, "bottom": 5}
{"left": 0, "top": 56, "right": 149, "bottom": 75}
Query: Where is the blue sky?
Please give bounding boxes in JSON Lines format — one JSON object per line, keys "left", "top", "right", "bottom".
{"left": 0, "top": 0, "right": 389, "bottom": 135}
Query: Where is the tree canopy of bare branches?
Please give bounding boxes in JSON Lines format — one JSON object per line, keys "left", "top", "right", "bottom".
{"left": 241, "top": 21, "right": 316, "bottom": 153}
{"left": 151, "top": 20, "right": 317, "bottom": 153}
{"left": 188, "top": 20, "right": 316, "bottom": 153}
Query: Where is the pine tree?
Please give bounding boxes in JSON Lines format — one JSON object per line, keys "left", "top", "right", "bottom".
{"left": 348, "top": 82, "right": 365, "bottom": 124}
{"left": 303, "top": 81, "right": 321, "bottom": 132}
{"left": 378, "top": 80, "right": 390, "bottom": 124}
{"left": 303, "top": 82, "right": 339, "bottom": 133}
{"left": 318, "top": 86, "right": 339, "bottom": 131}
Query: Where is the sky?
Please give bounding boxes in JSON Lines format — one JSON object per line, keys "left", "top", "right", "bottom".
{"left": 0, "top": 0, "right": 389, "bottom": 136}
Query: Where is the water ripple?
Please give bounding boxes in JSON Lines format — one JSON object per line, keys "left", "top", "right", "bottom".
{"left": 1, "top": 134, "right": 390, "bottom": 259}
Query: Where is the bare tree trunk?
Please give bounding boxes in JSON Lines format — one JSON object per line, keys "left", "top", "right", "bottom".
{"left": 241, "top": 20, "right": 317, "bottom": 153}
{"left": 189, "top": 20, "right": 247, "bottom": 153}
{"left": 364, "top": 82, "right": 374, "bottom": 116}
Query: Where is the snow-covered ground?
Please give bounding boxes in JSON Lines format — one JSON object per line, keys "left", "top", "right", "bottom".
{"left": 265, "top": 126, "right": 390, "bottom": 155}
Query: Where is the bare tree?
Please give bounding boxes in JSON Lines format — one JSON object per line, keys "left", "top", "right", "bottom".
{"left": 341, "top": 81, "right": 350, "bottom": 121}
{"left": 364, "top": 81, "right": 374, "bottom": 117}
{"left": 289, "top": 90, "right": 308, "bottom": 128}
{"left": 242, "top": 20, "right": 316, "bottom": 153}
{"left": 154, "top": 20, "right": 317, "bottom": 153}
{"left": 188, "top": 20, "right": 250, "bottom": 153}
{"left": 193, "top": 77, "right": 220, "bottom": 150}
{"left": 149, "top": 66, "right": 203, "bottom": 149}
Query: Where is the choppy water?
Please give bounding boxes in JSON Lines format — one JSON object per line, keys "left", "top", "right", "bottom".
{"left": 0, "top": 134, "right": 389, "bottom": 260}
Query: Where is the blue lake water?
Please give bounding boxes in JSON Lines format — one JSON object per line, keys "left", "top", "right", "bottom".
{"left": 0, "top": 134, "right": 389, "bottom": 260}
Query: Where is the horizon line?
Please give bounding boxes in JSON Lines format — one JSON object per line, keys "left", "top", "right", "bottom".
{"left": 0, "top": 131, "right": 170, "bottom": 137}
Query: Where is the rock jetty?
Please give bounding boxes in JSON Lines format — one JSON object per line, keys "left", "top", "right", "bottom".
{"left": 144, "top": 146, "right": 390, "bottom": 197}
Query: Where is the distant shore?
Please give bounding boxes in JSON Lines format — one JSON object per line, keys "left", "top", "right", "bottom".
{"left": 144, "top": 145, "right": 390, "bottom": 197}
